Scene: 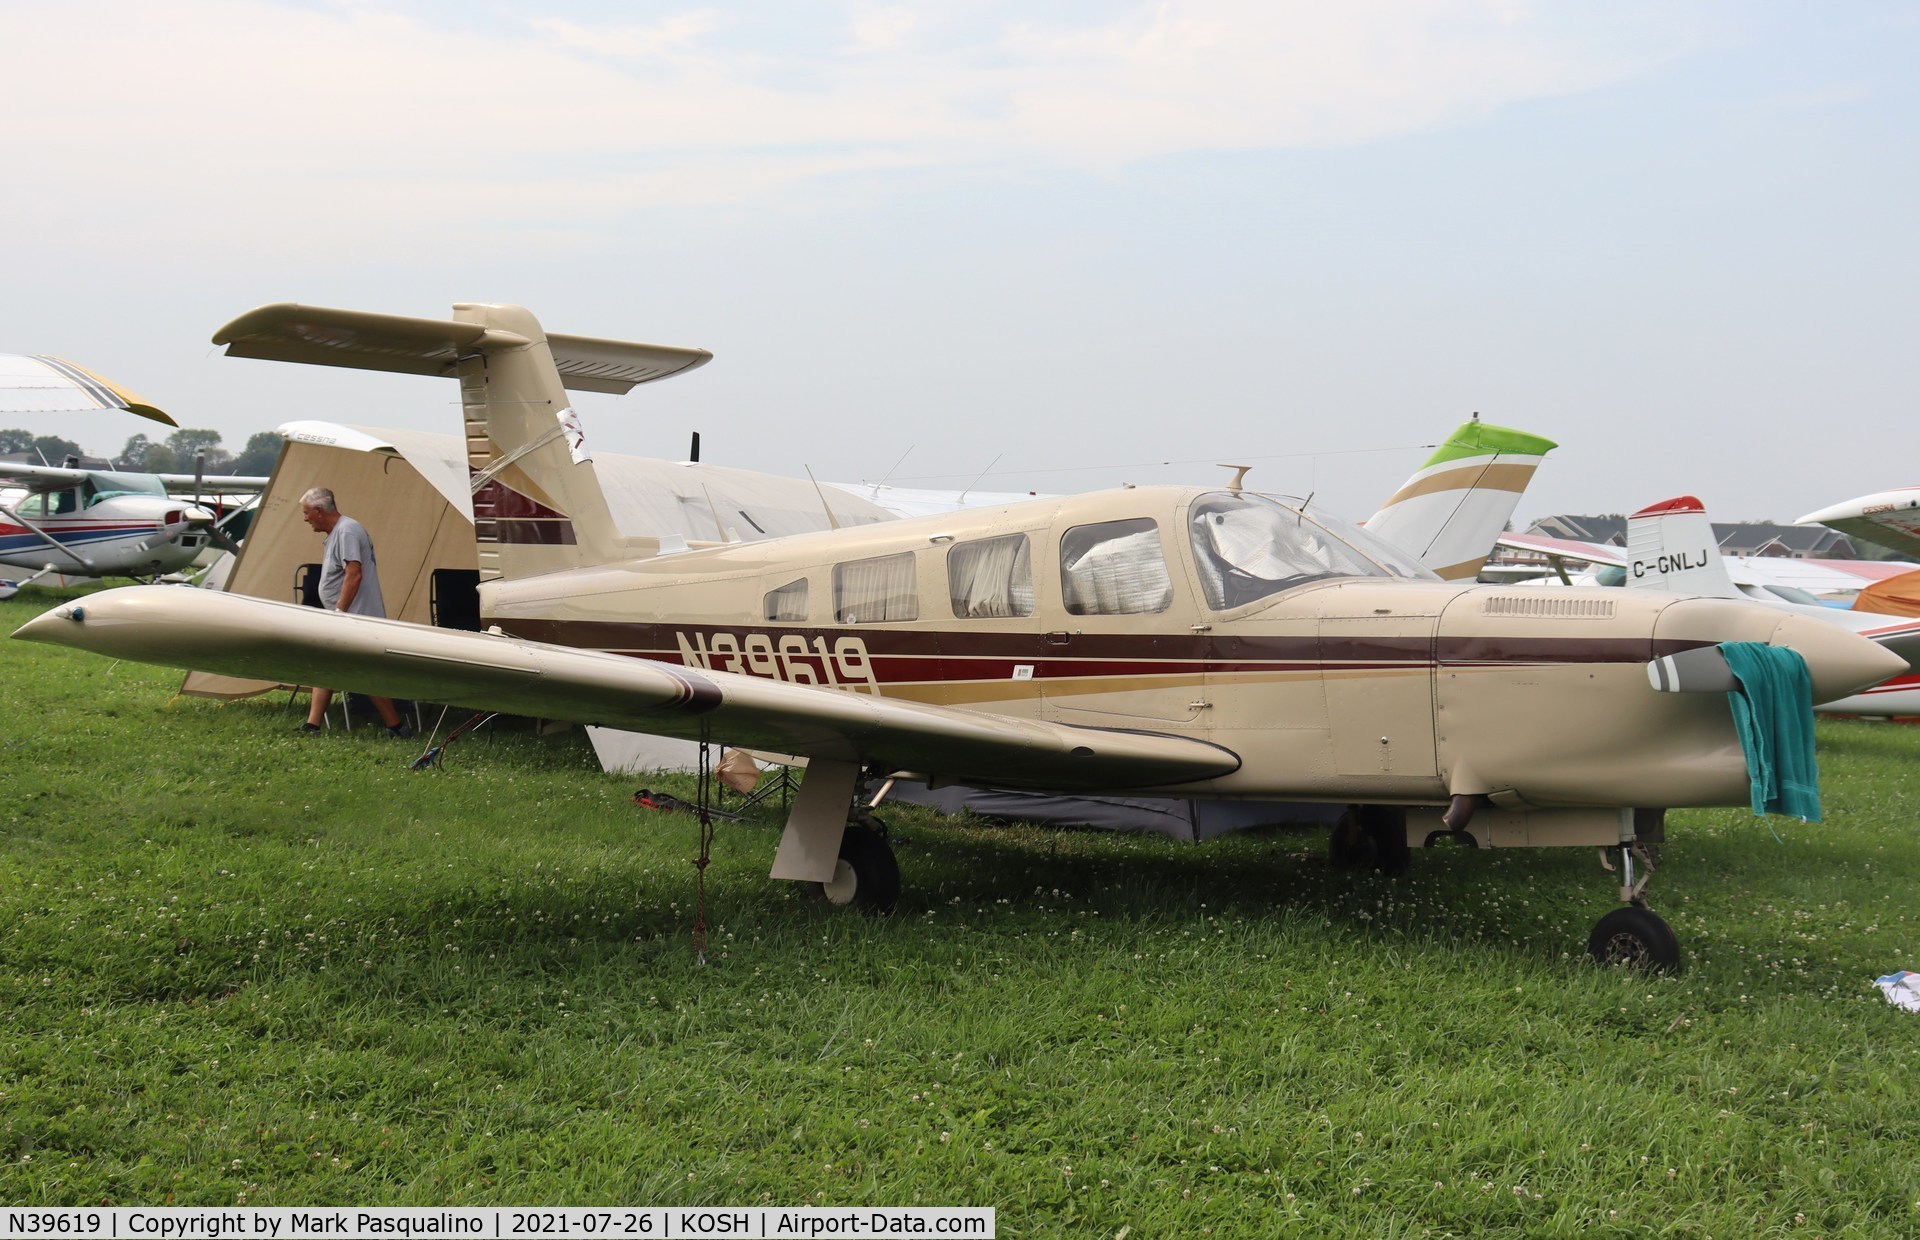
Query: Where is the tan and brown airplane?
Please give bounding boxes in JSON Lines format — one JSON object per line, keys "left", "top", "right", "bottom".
{"left": 14, "top": 302, "right": 1903, "bottom": 971}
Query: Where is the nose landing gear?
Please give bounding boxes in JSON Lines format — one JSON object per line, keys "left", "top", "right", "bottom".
{"left": 1589, "top": 842, "right": 1681, "bottom": 972}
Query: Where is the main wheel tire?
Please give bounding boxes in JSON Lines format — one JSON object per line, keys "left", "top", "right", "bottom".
{"left": 1330, "top": 806, "right": 1411, "bottom": 875}
{"left": 1587, "top": 905, "right": 1683, "bottom": 973}
{"left": 817, "top": 824, "right": 900, "bottom": 914}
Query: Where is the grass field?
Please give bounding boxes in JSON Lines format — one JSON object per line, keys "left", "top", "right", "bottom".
{"left": 4, "top": 585, "right": 1920, "bottom": 1235}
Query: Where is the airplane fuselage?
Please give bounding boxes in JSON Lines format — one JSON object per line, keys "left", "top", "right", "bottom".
{"left": 0, "top": 489, "right": 214, "bottom": 577}
{"left": 482, "top": 485, "right": 1885, "bottom": 814}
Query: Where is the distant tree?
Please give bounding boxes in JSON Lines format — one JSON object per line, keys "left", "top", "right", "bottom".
{"left": 229, "top": 431, "right": 284, "bottom": 476}
{"left": 118, "top": 433, "right": 154, "bottom": 469}
{"left": 164, "top": 428, "right": 231, "bottom": 472}
{"left": 31, "top": 434, "right": 83, "bottom": 464}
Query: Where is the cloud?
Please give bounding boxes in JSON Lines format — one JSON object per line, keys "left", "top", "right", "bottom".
{"left": 0, "top": 0, "right": 1691, "bottom": 254}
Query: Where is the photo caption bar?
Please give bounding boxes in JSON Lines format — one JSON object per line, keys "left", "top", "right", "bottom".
{"left": 0, "top": 1208, "right": 994, "bottom": 1240}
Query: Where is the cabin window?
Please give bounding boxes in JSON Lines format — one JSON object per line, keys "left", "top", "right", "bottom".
{"left": 1187, "top": 491, "right": 1434, "bottom": 610}
{"left": 764, "top": 578, "right": 809, "bottom": 622}
{"left": 1060, "top": 519, "right": 1172, "bottom": 615}
{"left": 948, "top": 534, "right": 1035, "bottom": 618}
{"left": 17, "top": 489, "right": 79, "bottom": 518}
{"left": 834, "top": 552, "right": 918, "bottom": 624}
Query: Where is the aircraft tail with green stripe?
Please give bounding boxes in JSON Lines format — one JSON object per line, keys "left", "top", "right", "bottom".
{"left": 1367, "top": 418, "right": 1557, "bottom": 581}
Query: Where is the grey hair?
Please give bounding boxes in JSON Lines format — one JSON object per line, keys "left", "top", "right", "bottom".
{"left": 298, "top": 487, "right": 338, "bottom": 512}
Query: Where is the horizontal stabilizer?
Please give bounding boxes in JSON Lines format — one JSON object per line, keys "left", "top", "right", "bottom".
{"left": 15, "top": 587, "right": 1241, "bottom": 793}
{"left": 213, "top": 303, "right": 711, "bottom": 394}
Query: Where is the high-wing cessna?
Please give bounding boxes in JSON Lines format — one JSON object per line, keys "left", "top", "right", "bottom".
{"left": 14, "top": 303, "right": 1904, "bottom": 971}
{"left": 0, "top": 354, "right": 267, "bottom": 582}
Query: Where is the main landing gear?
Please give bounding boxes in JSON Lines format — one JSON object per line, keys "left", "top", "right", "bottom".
{"left": 817, "top": 807, "right": 900, "bottom": 914}
{"left": 1590, "top": 841, "right": 1681, "bottom": 973}
{"left": 1329, "top": 805, "right": 1411, "bottom": 875}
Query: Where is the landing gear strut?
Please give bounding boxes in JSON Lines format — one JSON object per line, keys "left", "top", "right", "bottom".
{"left": 1329, "top": 806, "right": 1410, "bottom": 875}
{"left": 817, "top": 809, "right": 900, "bottom": 914}
{"left": 1588, "top": 842, "right": 1681, "bottom": 972}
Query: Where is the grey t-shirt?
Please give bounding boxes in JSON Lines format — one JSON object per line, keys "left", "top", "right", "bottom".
{"left": 319, "top": 514, "right": 386, "bottom": 617}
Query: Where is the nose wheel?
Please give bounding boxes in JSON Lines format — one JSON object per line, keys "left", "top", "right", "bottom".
{"left": 1589, "top": 843, "right": 1681, "bottom": 972}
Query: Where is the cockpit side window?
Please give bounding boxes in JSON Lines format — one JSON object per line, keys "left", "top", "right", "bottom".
{"left": 1060, "top": 519, "right": 1172, "bottom": 615}
{"left": 764, "top": 578, "right": 809, "bottom": 622}
{"left": 948, "top": 534, "right": 1035, "bottom": 618}
{"left": 833, "top": 552, "right": 918, "bottom": 624}
{"left": 1188, "top": 492, "right": 1434, "bottom": 610}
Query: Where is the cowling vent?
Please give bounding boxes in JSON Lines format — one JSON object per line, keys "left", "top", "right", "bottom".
{"left": 1481, "top": 594, "right": 1616, "bottom": 619}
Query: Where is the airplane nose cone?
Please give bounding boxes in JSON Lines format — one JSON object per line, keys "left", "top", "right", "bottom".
{"left": 1766, "top": 611, "right": 1908, "bottom": 703}
{"left": 1654, "top": 597, "right": 1907, "bottom": 704}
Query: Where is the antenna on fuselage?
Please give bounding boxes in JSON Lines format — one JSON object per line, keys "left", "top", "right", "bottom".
{"left": 1219, "top": 463, "right": 1252, "bottom": 493}
{"left": 802, "top": 465, "right": 842, "bottom": 531}
{"left": 957, "top": 454, "right": 1003, "bottom": 505}
{"left": 689, "top": 431, "right": 701, "bottom": 463}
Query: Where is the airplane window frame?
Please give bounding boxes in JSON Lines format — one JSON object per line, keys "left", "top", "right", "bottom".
{"left": 947, "top": 533, "right": 1036, "bottom": 619}
{"left": 1186, "top": 492, "right": 1433, "bottom": 611}
{"left": 764, "top": 578, "right": 810, "bottom": 623}
{"left": 833, "top": 552, "right": 919, "bottom": 625}
{"left": 1059, "top": 518, "right": 1174, "bottom": 616}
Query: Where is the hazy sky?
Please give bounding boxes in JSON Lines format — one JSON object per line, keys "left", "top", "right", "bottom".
{"left": 2, "top": 1, "right": 1913, "bottom": 526}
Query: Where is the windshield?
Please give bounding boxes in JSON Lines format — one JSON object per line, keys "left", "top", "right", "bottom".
{"left": 1187, "top": 492, "right": 1437, "bottom": 610}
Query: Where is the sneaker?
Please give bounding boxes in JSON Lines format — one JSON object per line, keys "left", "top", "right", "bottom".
{"left": 387, "top": 724, "right": 415, "bottom": 740}
{"left": 298, "top": 722, "right": 322, "bottom": 734}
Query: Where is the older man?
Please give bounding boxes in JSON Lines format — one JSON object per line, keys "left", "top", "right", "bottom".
{"left": 297, "top": 486, "right": 413, "bottom": 739}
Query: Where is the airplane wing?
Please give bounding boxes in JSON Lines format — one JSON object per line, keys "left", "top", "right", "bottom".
{"left": 149, "top": 473, "right": 272, "bottom": 495}
{"left": 0, "top": 461, "right": 90, "bottom": 490}
{"left": 0, "top": 354, "right": 174, "bottom": 423}
{"left": 1493, "top": 531, "right": 1626, "bottom": 568}
{"left": 1799, "top": 489, "right": 1920, "bottom": 560}
{"left": 14, "top": 587, "right": 1242, "bottom": 792}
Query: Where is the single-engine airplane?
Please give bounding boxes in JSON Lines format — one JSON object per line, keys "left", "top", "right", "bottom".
{"left": 14, "top": 302, "right": 1905, "bottom": 971}
{"left": 0, "top": 353, "right": 268, "bottom": 581}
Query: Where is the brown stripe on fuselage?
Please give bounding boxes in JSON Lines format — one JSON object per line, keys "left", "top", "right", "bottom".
{"left": 494, "top": 618, "right": 1705, "bottom": 684}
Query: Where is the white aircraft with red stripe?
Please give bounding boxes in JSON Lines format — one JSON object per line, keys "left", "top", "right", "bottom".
{"left": 0, "top": 354, "right": 267, "bottom": 585}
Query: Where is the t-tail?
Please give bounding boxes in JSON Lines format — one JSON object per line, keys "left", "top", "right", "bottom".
{"left": 1365, "top": 418, "right": 1557, "bottom": 580}
{"left": 1623, "top": 496, "right": 1741, "bottom": 597}
{"left": 212, "top": 302, "right": 710, "bottom": 581}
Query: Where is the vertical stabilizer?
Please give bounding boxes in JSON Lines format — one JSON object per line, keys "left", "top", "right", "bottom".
{"left": 1366, "top": 420, "right": 1557, "bottom": 580}
{"left": 1625, "top": 497, "right": 1740, "bottom": 597}
{"left": 452, "top": 303, "right": 630, "bottom": 581}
